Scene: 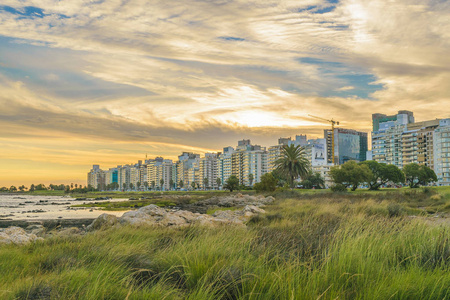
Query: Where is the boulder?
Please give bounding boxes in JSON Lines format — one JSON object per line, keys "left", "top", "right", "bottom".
{"left": 242, "top": 205, "right": 266, "bottom": 217}
{"left": 139, "top": 204, "right": 166, "bottom": 217}
{"left": 159, "top": 213, "right": 189, "bottom": 227}
{"left": 0, "top": 232, "right": 11, "bottom": 244}
{"left": 56, "top": 227, "right": 83, "bottom": 237}
{"left": 87, "top": 199, "right": 270, "bottom": 232}
{"left": 26, "top": 224, "right": 46, "bottom": 237}
{"left": 0, "top": 226, "right": 43, "bottom": 245}
{"left": 212, "top": 210, "right": 244, "bottom": 225}
{"left": 86, "top": 213, "right": 119, "bottom": 231}
{"left": 120, "top": 210, "right": 155, "bottom": 226}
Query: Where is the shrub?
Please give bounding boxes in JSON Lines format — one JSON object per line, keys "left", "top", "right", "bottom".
{"left": 331, "top": 184, "right": 348, "bottom": 192}
{"left": 387, "top": 203, "right": 404, "bottom": 217}
{"left": 254, "top": 173, "right": 278, "bottom": 192}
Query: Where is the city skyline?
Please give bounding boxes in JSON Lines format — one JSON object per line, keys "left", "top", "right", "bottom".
{"left": 1, "top": 0, "right": 449, "bottom": 186}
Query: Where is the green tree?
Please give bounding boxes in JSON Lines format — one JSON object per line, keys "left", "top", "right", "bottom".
{"left": 248, "top": 173, "right": 254, "bottom": 186}
{"left": 151, "top": 181, "right": 155, "bottom": 190}
{"left": 160, "top": 179, "right": 164, "bottom": 190}
{"left": 122, "top": 183, "right": 127, "bottom": 191}
{"left": 203, "top": 177, "right": 209, "bottom": 190}
{"left": 179, "top": 180, "right": 184, "bottom": 189}
{"left": 129, "top": 183, "right": 134, "bottom": 190}
{"left": 254, "top": 172, "right": 278, "bottom": 192}
{"left": 18, "top": 185, "right": 26, "bottom": 192}
{"left": 143, "top": 181, "right": 148, "bottom": 191}
{"left": 137, "top": 182, "right": 141, "bottom": 191}
{"left": 9, "top": 186, "right": 17, "bottom": 192}
{"left": 274, "top": 144, "right": 310, "bottom": 188}
{"left": 300, "top": 172, "right": 325, "bottom": 189}
{"left": 330, "top": 160, "right": 372, "bottom": 191}
{"left": 216, "top": 177, "right": 221, "bottom": 189}
{"left": 29, "top": 184, "right": 35, "bottom": 192}
{"left": 224, "top": 175, "right": 239, "bottom": 192}
{"left": 360, "top": 161, "right": 405, "bottom": 190}
{"left": 35, "top": 184, "right": 47, "bottom": 191}
{"left": 0, "top": 187, "right": 8, "bottom": 192}
{"left": 403, "top": 163, "right": 437, "bottom": 188}
{"left": 191, "top": 181, "right": 196, "bottom": 190}
{"left": 169, "top": 179, "right": 174, "bottom": 190}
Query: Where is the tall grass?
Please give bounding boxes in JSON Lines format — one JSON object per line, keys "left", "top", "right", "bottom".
{"left": 0, "top": 193, "right": 449, "bottom": 299}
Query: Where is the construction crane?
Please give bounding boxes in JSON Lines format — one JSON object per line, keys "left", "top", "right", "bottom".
{"left": 308, "top": 115, "right": 340, "bottom": 165}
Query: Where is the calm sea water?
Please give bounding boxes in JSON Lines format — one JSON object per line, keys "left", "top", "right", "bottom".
{"left": 0, "top": 195, "right": 128, "bottom": 220}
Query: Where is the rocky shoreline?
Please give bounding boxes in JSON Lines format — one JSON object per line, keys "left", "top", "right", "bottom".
{"left": 0, "top": 194, "right": 275, "bottom": 245}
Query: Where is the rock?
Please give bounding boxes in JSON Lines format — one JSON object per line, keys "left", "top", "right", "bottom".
{"left": 192, "top": 215, "right": 216, "bottom": 226}
{"left": 120, "top": 210, "right": 155, "bottom": 226}
{"left": 0, "top": 226, "right": 43, "bottom": 245}
{"left": 264, "top": 196, "right": 275, "bottom": 203}
{"left": 212, "top": 210, "right": 244, "bottom": 225}
{"left": 88, "top": 198, "right": 270, "bottom": 232}
{"left": 243, "top": 205, "right": 266, "bottom": 214}
{"left": 56, "top": 227, "right": 83, "bottom": 237}
{"left": 4, "top": 226, "right": 27, "bottom": 235}
{"left": 139, "top": 204, "right": 166, "bottom": 217}
{"left": 160, "top": 213, "right": 189, "bottom": 227}
{"left": 86, "top": 213, "right": 119, "bottom": 231}
{"left": 0, "top": 232, "right": 11, "bottom": 244}
{"left": 26, "top": 224, "right": 46, "bottom": 237}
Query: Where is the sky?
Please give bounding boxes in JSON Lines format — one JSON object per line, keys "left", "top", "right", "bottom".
{"left": 0, "top": 0, "right": 449, "bottom": 187}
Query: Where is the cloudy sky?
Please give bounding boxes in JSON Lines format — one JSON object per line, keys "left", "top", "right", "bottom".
{"left": 0, "top": 0, "right": 449, "bottom": 186}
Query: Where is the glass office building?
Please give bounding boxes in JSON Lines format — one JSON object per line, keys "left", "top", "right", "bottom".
{"left": 325, "top": 128, "right": 368, "bottom": 165}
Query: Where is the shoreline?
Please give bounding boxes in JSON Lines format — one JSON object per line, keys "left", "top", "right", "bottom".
{"left": 0, "top": 217, "right": 97, "bottom": 229}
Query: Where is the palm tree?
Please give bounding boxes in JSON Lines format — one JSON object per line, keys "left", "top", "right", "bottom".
{"left": 160, "top": 179, "right": 164, "bottom": 191}
{"left": 169, "top": 179, "right": 174, "bottom": 190}
{"left": 203, "top": 177, "right": 209, "bottom": 190}
{"left": 274, "top": 144, "right": 310, "bottom": 188}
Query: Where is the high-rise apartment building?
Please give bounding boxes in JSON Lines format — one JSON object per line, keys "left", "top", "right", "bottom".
{"left": 434, "top": 119, "right": 450, "bottom": 185}
{"left": 87, "top": 165, "right": 105, "bottom": 190}
{"left": 176, "top": 152, "right": 200, "bottom": 188}
{"left": 268, "top": 135, "right": 308, "bottom": 172}
{"left": 219, "top": 140, "right": 268, "bottom": 186}
{"left": 218, "top": 146, "right": 235, "bottom": 186}
{"left": 401, "top": 120, "right": 440, "bottom": 168}
{"left": 304, "top": 138, "right": 327, "bottom": 167}
{"left": 147, "top": 157, "right": 174, "bottom": 190}
{"left": 372, "top": 110, "right": 450, "bottom": 185}
{"left": 199, "top": 153, "right": 219, "bottom": 189}
{"left": 371, "top": 111, "right": 415, "bottom": 166}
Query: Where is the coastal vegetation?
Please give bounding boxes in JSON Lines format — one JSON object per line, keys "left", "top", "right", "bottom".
{"left": 1, "top": 187, "right": 450, "bottom": 299}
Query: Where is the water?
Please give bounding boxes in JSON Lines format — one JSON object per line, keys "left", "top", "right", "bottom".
{"left": 0, "top": 195, "right": 128, "bottom": 220}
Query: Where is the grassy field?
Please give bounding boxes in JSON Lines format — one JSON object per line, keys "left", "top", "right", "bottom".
{"left": 0, "top": 187, "right": 449, "bottom": 299}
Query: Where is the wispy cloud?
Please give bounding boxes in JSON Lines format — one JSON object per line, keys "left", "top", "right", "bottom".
{"left": 0, "top": 0, "right": 449, "bottom": 185}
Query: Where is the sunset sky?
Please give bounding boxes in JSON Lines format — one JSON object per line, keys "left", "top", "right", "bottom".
{"left": 1, "top": 0, "right": 449, "bottom": 186}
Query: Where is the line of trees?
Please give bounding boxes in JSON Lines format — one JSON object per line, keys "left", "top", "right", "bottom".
{"left": 0, "top": 183, "right": 96, "bottom": 193}
{"left": 330, "top": 161, "right": 437, "bottom": 191}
